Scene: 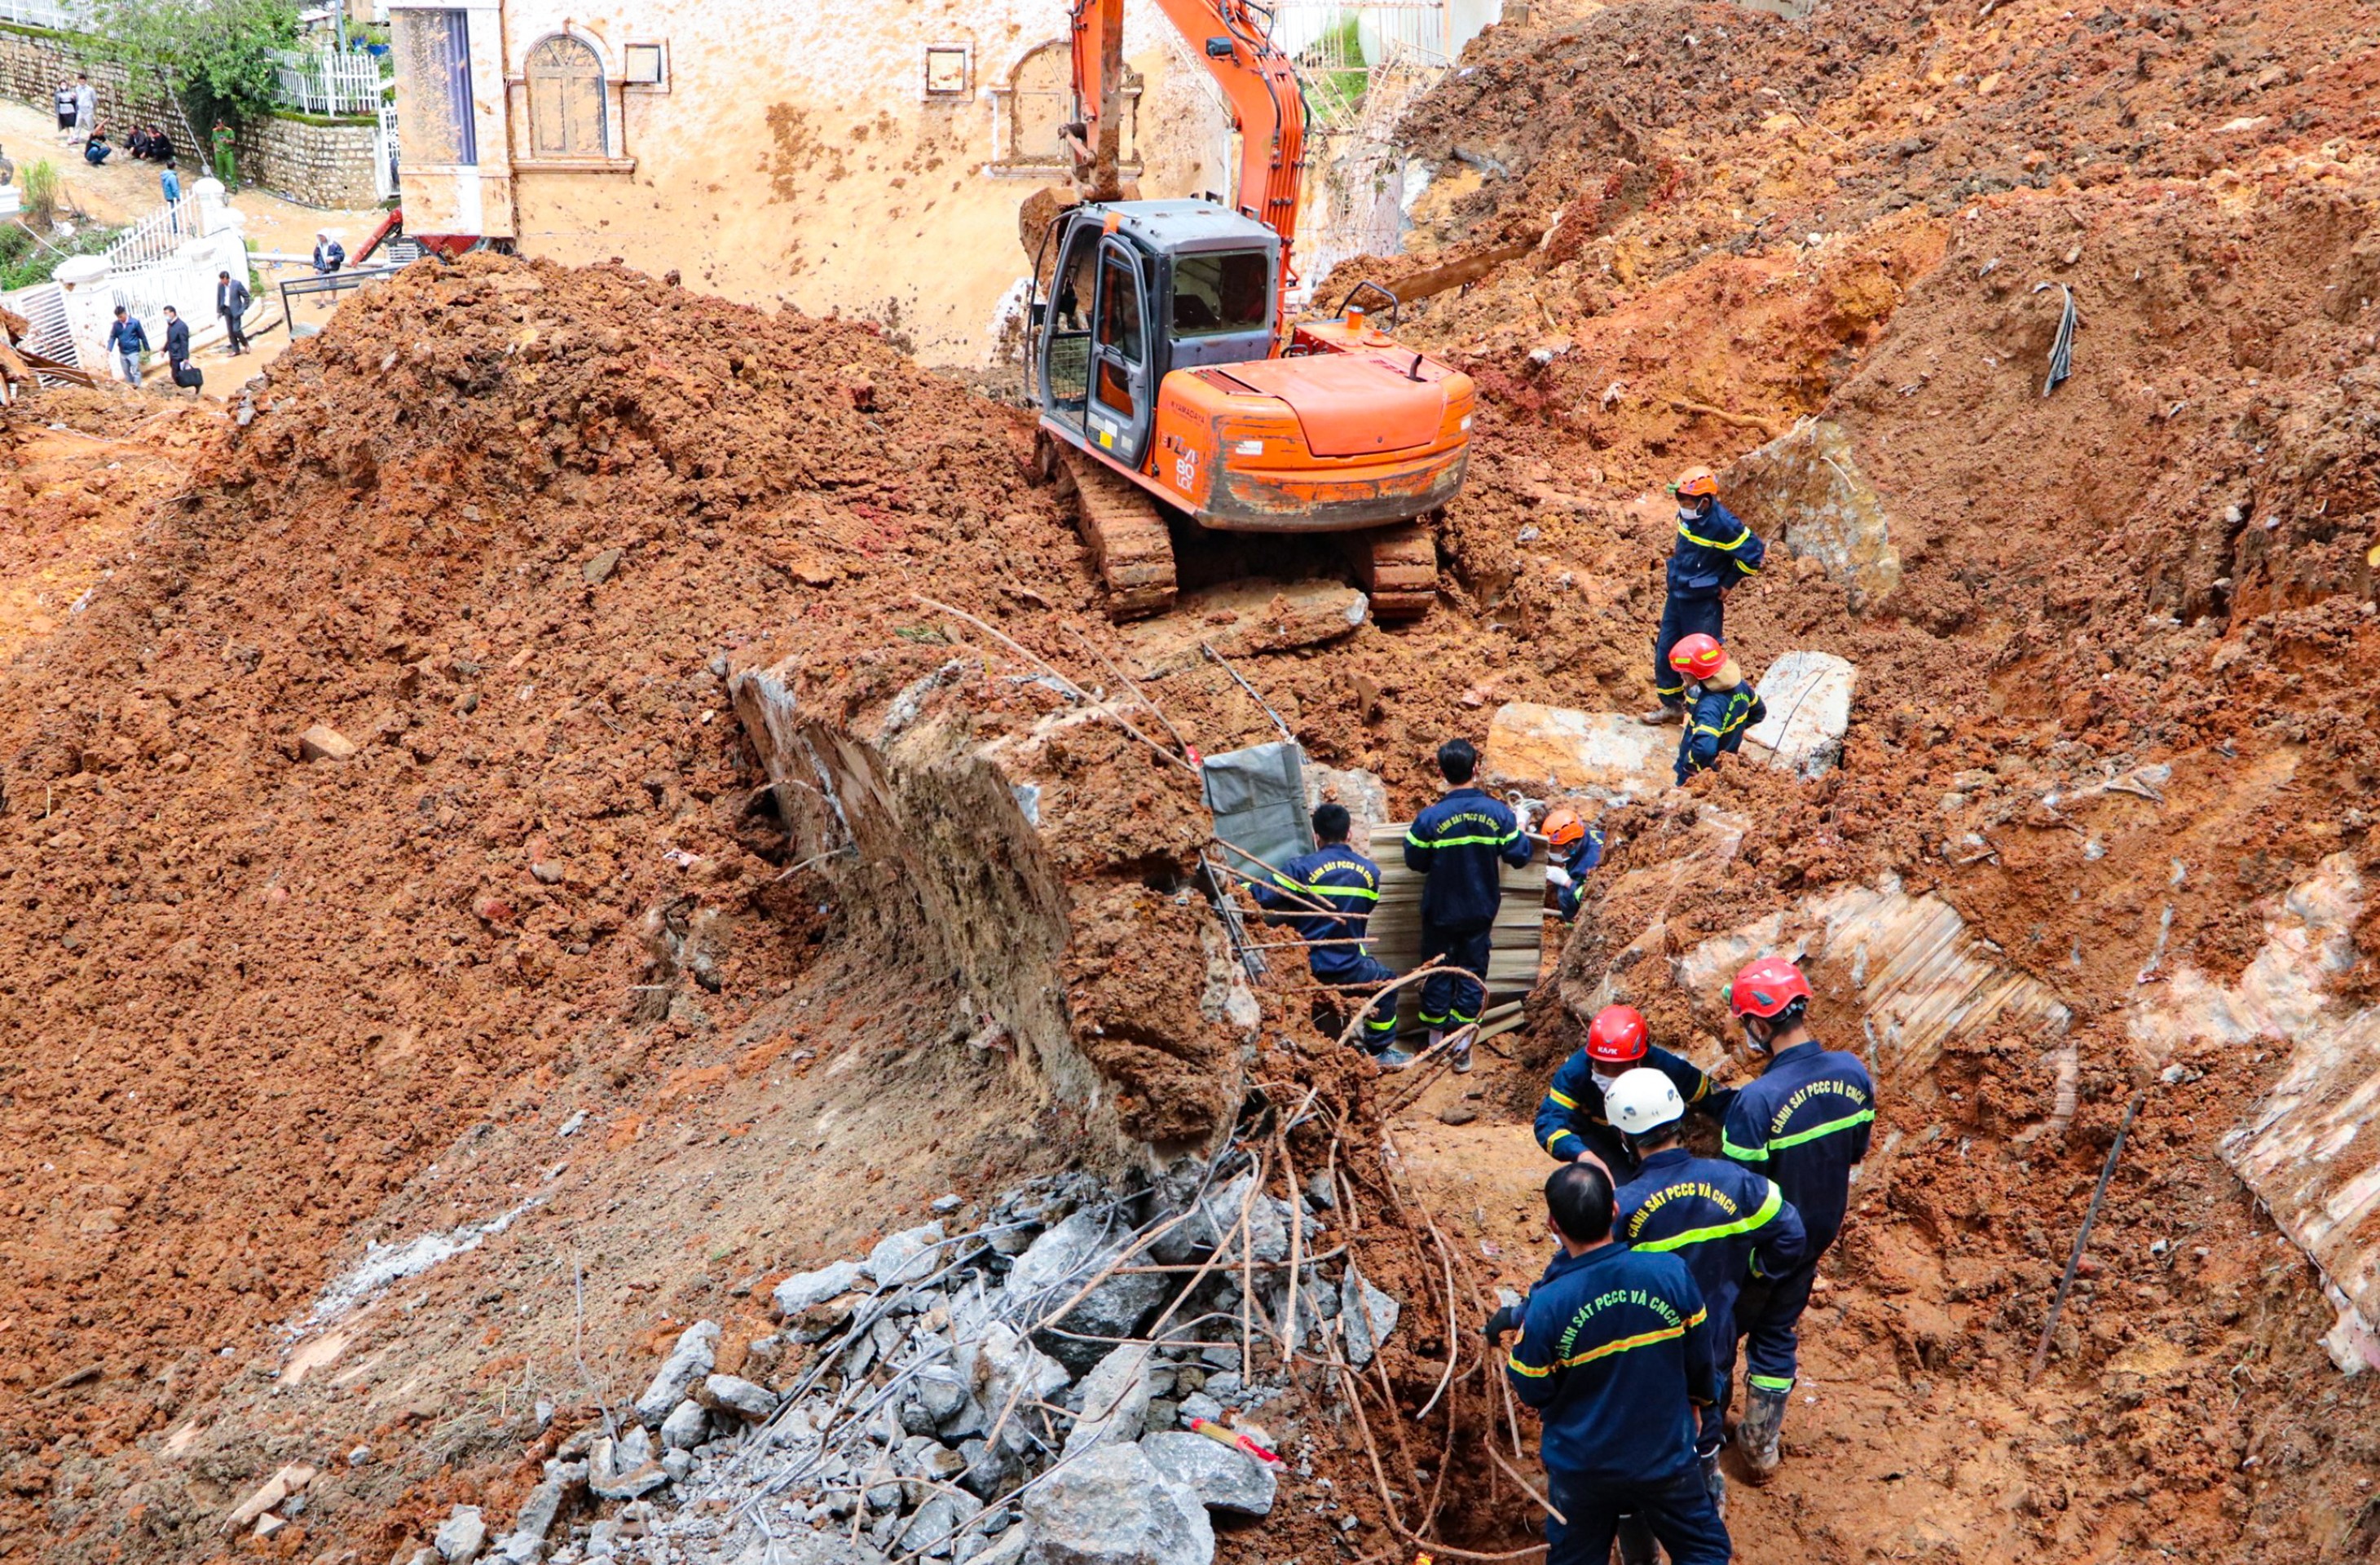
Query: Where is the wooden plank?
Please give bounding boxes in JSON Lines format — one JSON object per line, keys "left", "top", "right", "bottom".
{"left": 1362, "top": 820, "right": 1547, "bottom": 1010}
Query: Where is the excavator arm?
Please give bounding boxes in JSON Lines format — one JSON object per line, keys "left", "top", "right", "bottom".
{"left": 1068, "top": 0, "right": 1307, "bottom": 284}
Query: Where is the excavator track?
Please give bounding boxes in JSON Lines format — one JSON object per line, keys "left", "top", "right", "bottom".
{"left": 1347, "top": 522, "right": 1439, "bottom": 620}
{"left": 1050, "top": 443, "right": 1178, "bottom": 619}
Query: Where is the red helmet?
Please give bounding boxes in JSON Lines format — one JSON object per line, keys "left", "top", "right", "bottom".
{"left": 1585, "top": 1004, "right": 1650, "bottom": 1065}
{"left": 1668, "top": 634, "right": 1726, "bottom": 681}
{"left": 1729, "top": 957, "right": 1812, "bottom": 1021}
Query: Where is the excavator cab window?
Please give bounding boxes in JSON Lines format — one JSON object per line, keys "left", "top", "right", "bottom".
{"left": 1087, "top": 238, "right": 1153, "bottom": 465}
{"left": 1042, "top": 222, "right": 1100, "bottom": 416}
{"left": 1170, "top": 251, "right": 1268, "bottom": 337}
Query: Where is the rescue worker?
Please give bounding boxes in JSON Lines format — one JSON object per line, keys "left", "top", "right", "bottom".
{"left": 1610, "top": 1068, "right": 1807, "bottom": 1520}
{"left": 1644, "top": 467, "right": 1765, "bottom": 725}
{"left": 1403, "top": 738, "right": 1532, "bottom": 1071}
{"left": 1250, "top": 803, "right": 1406, "bottom": 1067}
{"left": 1670, "top": 634, "right": 1765, "bottom": 787}
{"left": 1535, "top": 1003, "right": 1730, "bottom": 1176}
{"left": 1491, "top": 1162, "right": 1731, "bottom": 1565}
{"left": 1719, "top": 956, "right": 1875, "bottom": 1481}
{"left": 1540, "top": 805, "right": 1603, "bottom": 923}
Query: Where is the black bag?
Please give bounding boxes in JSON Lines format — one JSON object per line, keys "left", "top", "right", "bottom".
{"left": 171, "top": 359, "right": 203, "bottom": 390}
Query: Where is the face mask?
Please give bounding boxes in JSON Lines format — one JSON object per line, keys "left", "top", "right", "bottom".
{"left": 1677, "top": 506, "right": 1702, "bottom": 526}
{"left": 1591, "top": 1067, "right": 1625, "bottom": 1093}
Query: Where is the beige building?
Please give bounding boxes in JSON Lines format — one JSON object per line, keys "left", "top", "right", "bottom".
{"left": 387, "top": 0, "right": 1236, "bottom": 362}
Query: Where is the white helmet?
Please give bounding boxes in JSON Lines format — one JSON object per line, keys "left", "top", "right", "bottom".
{"left": 1605, "top": 1067, "right": 1686, "bottom": 1137}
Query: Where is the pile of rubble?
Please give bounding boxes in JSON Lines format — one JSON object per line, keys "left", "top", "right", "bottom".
{"left": 409, "top": 1166, "right": 1399, "bottom": 1565}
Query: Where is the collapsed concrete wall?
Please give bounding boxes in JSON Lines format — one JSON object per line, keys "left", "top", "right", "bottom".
{"left": 732, "top": 651, "right": 1255, "bottom": 1162}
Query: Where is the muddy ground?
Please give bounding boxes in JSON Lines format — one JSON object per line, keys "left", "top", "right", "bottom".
{"left": 0, "top": 0, "right": 2377, "bottom": 1556}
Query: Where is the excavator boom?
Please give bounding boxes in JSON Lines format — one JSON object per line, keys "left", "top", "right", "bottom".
{"left": 1069, "top": 0, "right": 1306, "bottom": 293}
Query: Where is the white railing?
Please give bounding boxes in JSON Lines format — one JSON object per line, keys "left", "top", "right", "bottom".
{"left": 102, "top": 192, "right": 201, "bottom": 271}
{"left": 1, "top": 281, "right": 80, "bottom": 382}
{"left": 272, "top": 46, "right": 390, "bottom": 115}
{"left": 1268, "top": 2, "right": 1452, "bottom": 130}
{"left": 0, "top": 0, "right": 92, "bottom": 30}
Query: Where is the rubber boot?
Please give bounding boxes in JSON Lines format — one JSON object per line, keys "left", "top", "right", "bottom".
{"left": 1637, "top": 702, "right": 1684, "bottom": 725}
{"left": 1736, "top": 1385, "right": 1787, "bottom": 1483}
{"left": 1445, "top": 1023, "right": 1478, "bottom": 1073}
{"left": 1700, "top": 1446, "right": 1728, "bottom": 1519}
{"left": 1613, "top": 1513, "right": 1657, "bottom": 1565}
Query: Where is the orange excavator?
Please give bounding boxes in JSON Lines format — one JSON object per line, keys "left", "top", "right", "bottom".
{"left": 1027, "top": 0, "right": 1475, "bottom": 619}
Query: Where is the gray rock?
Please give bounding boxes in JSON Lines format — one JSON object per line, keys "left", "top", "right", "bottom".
{"left": 899, "top": 1490, "right": 987, "bottom": 1557}
{"left": 932, "top": 1194, "right": 966, "bottom": 1215}
{"left": 1339, "top": 1267, "right": 1401, "bottom": 1370}
{"left": 1138, "top": 1431, "right": 1278, "bottom": 1517}
{"left": 659, "top": 1400, "right": 710, "bottom": 1450}
{"left": 1144, "top": 1398, "right": 1179, "bottom": 1431}
{"left": 1197, "top": 1347, "right": 1239, "bottom": 1373}
{"left": 1148, "top": 1176, "right": 1288, "bottom": 1267}
{"left": 509, "top": 1475, "right": 572, "bottom": 1545}
{"left": 867, "top": 1223, "right": 947, "bottom": 1288}
{"left": 1201, "top": 1372, "right": 1239, "bottom": 1399}
{"left": 634, "top": 1320, "right": 721, "bottom": 1426}
{"left": 700, "top": 1373, "right": 779, "bottom": 1421}
{"left": 952, "top": 1322, "right": 1070, "bottom": 1439}
{"left": 774, "top": 1261, "right": 869, "bottom": 1320}
{"left": 966, "top": 1532, "right": 1027, "bottom": 1565}
{"left": 1020, "top": 1444, "right": 1212, "bottom": 1565}
{"left": 956, "top": 1438, "right": 1021, "bottom": 1501}
{"left": 916, "top": 1367, "right": 971, "bottom": 1426}
{"left": 661, "top": 1448, "right": 693, "bottom": 1483}
{"left": 588, "top": 1430, "right": 669, "bottom": 1501}
{"left": 434, "top": 1505, "right": 488, "bottom": 1563}
{"left": 1175, "top": 1392, "right": 1223, "bottom": 1426}
{"left": 1006, "top": 1215, "right": 1166, "bottom": 1375}
{"left": 1060, "top": 1343, "right": 1154, "bottom": 1457}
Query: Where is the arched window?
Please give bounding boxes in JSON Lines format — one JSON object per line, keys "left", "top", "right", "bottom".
{"left": 526, "top": 34, "right": 606, "bottom": 158}
{"left": 1006, "top": 41, "right": 1070, "bottom": 165}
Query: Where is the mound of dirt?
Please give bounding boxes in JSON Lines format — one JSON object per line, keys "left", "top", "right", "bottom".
{"left": 0, "top": 256, "right": 1254, "bottom": 1550}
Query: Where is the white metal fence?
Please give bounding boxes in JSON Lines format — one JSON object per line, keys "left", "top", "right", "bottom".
{"left": 1270, "top": 0, "right": 1454, "bottom": 129}
{"left": 0, "top": 0, "right": 90, "bottom": 30}
{"left": 2, "top": 281, "right": 81, "bottom": 384}
{"left": 102, "top": 192, "right": 201, "bottom": 271}
{"left": 271, "top": 47, "right": 390, "bottom": 116}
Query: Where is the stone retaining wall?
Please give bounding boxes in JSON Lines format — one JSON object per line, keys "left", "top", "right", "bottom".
{"left": 0, "top": 23, "right": 383, "bottom": 210}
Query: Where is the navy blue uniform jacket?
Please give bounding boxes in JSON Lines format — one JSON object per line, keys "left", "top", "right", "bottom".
{"left": 1677, "top": 678, "right": 1765, "bottom": 784}
{"left": 1507, "top": 1242, "right": 1713, "bottom": 1486}
{"left": 1535, "top": 1044, "right": 1728, "bottom": 1162}
{"left": 1553, "top": 827, "right": 1604, "bottom": 921}
{"left": 1616, "top": 1148, "right": 1806, "bottom": 1334}
{"left": 1250, "top": 844, "right": 1382, "bottom": 982}
{"left": 1666, "top": 500, "right": 1766, "bottom": 601}
{"left": 1721, "top": 1039, "right": 1876, "bottom": 1253}
{"left": 1403, "top": 787, "right": 1531, "bottom": 930}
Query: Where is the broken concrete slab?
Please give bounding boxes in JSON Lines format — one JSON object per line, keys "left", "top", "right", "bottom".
{"left": 1306, "top": 764, "right": 1391, "bottom": 849}
{"left": 1672, "top": 872, "right": 2070, "bottom": 1083}
{"left": 659, "top": 1399, "right": 710, "bottom": 1450}
{"left": 589, "top": 1428, "right": 670, "bottom": 1501}
{"left": 2173, "top": 855, "right": 2380, "bottom": 1373}
{"left": 1741, "top": 650, "right": 1855, "bottom": 778}
{"left": 635, "top": 1320, "right": 721, "bottom": 1426}
{"left": 1482, "top": 701, "right": 1673, "bottom": 800}
{"left": 1722, "top": 417, "right": 1903, "bottom": 612}
{"left": 1060, "top": 1343, "right": 1154, "bottom": 1457}
{"left": 1021, "top": 1441, "right": 1214, "bottom": 1565}
{"left": 1137, "top": 1431, "right": 1277, "bottom": 1517}
{"left": 1006, "top": 1212, "right": 1168, "bottom": 1374}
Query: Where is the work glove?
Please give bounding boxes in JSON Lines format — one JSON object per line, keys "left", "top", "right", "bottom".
{"left": 1545, "top": 865, "right": 1573, "bottom": 889}
{"left": 1482, "top": 1303, "right": 1524, "bottom": 1342}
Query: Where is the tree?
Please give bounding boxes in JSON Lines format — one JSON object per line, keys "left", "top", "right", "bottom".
{"left": 93, "top": 0, "right": 299, "bottom": 174}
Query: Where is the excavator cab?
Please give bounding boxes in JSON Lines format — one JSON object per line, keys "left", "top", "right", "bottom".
{"left": 1031, "top": 198, "right": 1474, "bottom": 620}
{"left": 1038, "top": 201, "right": 1279, "bottom": 469}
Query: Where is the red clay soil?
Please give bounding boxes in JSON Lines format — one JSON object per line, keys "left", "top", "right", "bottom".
{"left": 2, "top": 0, "right": 2379, "bottom": 1551}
